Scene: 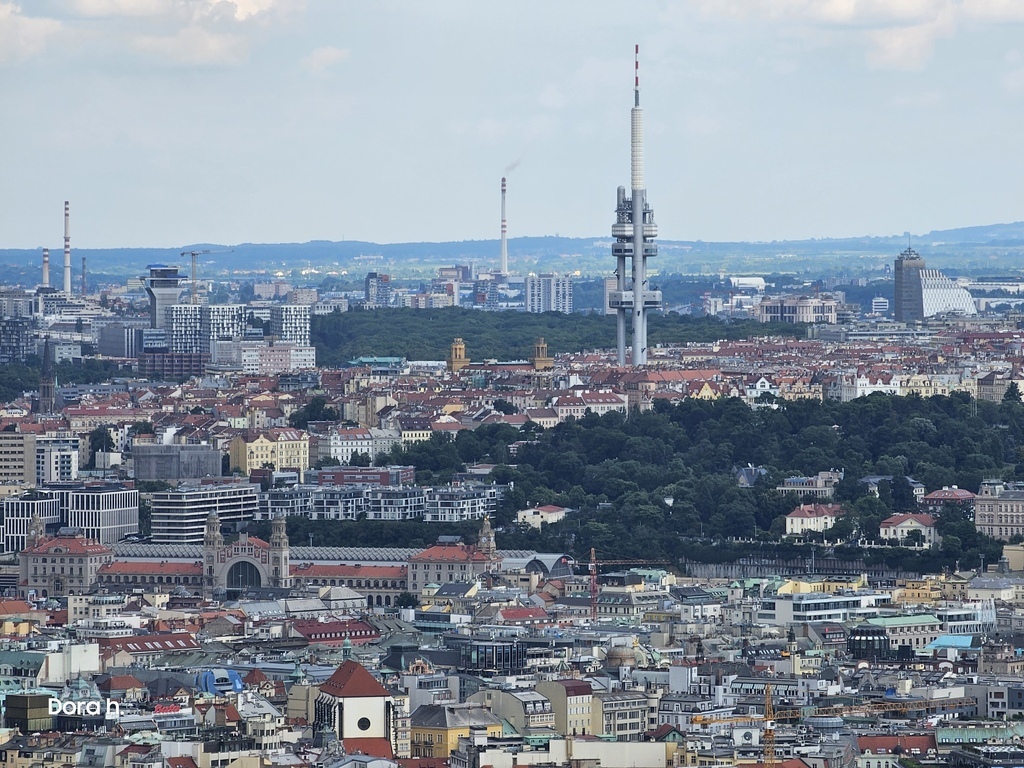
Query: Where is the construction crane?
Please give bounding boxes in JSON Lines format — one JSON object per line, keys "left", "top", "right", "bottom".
{"left": 586, "top": 547, "right": 671, "bottom": 620}
{"left": 180, "top": 248, "right": 234, "bottom": 304}
{"left": 691, "top": 694, "right": 978, "bottom": 729}
{"left": 764, "top": 683, "right": 775, "bottom": 768}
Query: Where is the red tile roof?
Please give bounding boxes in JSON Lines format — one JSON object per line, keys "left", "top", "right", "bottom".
{"left": 881, "top": 513, "right": 937, "bottom": 528}
{"left": 100, "top": 674, "right": 146, "bottom": 691}
{"left": 291, "top": 563, "right": 406, "bottom": 579}
{"left": 857, "top": 735, "right": 937, "bottom": 754}
{"left": 786, "top": 503, "right": 842, "bottom": 519}
{"left": 99, "top": 561, "right": 203, "bottom": 576}
{"left": 242, "top": 667, "right": 268, "bottom": 685}
{"left": 342, "top": 738, "right": 394, "bottom": 760}
{"left": 319, "top": 660, "right": 392, "bottom": 699}
{"left": 292, "top": 619, "right": 380, "bottom": 646}
{"left": 98, "top": 633, "right": 200, "bottom": 655}
{"left": 22, "top": 535, "right": 112, "bottom": 556}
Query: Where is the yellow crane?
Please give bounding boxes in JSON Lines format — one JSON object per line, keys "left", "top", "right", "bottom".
{"left": 764, "top": 683, "right": 775, "bottom": 768}
{"left": 180, "top": 248, "right": 234, "bottom": 304}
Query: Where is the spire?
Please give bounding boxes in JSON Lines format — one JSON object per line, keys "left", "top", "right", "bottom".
{"left": 26, "top": 509, "right": 45, "bottom": 550}
{"left": 204, "top": 508, "right": 223, "bottom": 550}
{"left": 38, "top": 337, "right": 56, "bottom": 415}
{"left": 631, "top": 44, "right": 643, "bottom": 192}
{"left": 271, "top": 513, "right": 288, "bottom": 548}
{"left": 478, "top": 516, "right": 496, "bottom": 560}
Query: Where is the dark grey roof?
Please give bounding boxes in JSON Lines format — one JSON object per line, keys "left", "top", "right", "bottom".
{"left": 409, "top": 704, "right": 501, "bottom": 729}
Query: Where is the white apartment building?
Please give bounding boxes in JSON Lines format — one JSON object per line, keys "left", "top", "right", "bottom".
{"left": 319, "top": 427, "right": 374, "bottom": 464}
{"left": 525, "top": 273, "right": 573, "bottom": 314}
{"left": 150, "top": 482, "right": 260, "bottom": 545}
{"left": 43, "top": 482, "right": 139, "bottom": 546}
{"left": 423, "top": 486, "right": 498, "bottom": 522}
{"left": 313, "top": 486, "right": 369, "bottom": 520}
{"left": 35, "top": 434, "right": 79, "bottom": 485}
{"left": 756, "top": 592, "right": 872, "bottom": 625}
{"left": 166, "top": 304, "right": 204, "bottom": 354}
{"left": 257, "top": 484, "right": 371, "bottom": 522}
{"left": 203, "top": 304, "right": 246, "bottom": 345}
{"left": 269, "top": 304, "right": 311, "bottom": 346}
{"left": 56, "top": 483, "right": 139, "bottom": 544}
{"left": 2, "top": 492, "right": 60, "bottom": 554}
{"left": 366, "top": 486, "right": 426, "bottom": 520}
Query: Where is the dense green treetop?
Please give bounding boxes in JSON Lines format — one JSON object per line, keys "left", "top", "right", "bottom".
{"left": 311, "top": 308, "right": 801, "bottom": 365}
{"left": 278, "top": 393, "right": 1015, "bottom": 573}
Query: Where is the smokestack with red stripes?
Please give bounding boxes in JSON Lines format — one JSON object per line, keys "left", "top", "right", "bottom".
{"left": 500, "top": 177, "right": 508, "bottom": 276}
{"left": 42, "top": 249, "right": 50, "bottom": 288}
{"left": 63, "top": 201, "right": 72, "bottom": 296}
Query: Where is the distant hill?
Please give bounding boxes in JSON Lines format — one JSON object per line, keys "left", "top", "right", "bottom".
{"left": 2, "top": 222, "right": 1024, "bottom": 281}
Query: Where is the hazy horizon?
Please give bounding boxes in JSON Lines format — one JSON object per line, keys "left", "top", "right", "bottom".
{"left": 4, "top": 2, "right": 1024, "bottom": 249}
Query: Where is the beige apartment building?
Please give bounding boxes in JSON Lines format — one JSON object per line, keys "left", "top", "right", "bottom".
{"left": 229, "top": 428, "right": 310, "bottom": 474}
{"left": 975, "top": 480, "right": 1024, "bottom": 541}
{"left": 536, "top": 679, "right": 593, "bottom": 736}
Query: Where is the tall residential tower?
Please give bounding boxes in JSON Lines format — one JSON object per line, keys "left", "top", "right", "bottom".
{"left": 893, "top": 246, "right": 926, "bottom": 323}
{"left": 608, "top": 46, "right": 661, "bottom": 366}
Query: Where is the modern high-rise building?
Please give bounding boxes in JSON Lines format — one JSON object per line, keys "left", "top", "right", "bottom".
{"left": 203, "top": 304, "right": 246, "bottom": 346}
{"left": 894, "top": 247, "right": 976, "bottom": 320}
{"left": 919, "top": 270, "right": 977, "bottom": 317}
{"left": 608, "top": 46, "right": 661, "bottom": 365}
{"left": 35, "top": 434, "right": 80, "bottom": 485}
{"left": 364, "top": 272, "right": 393, "bottom": 308}
{"left": 167, "top": 304, "right": 204, "bottom": 354}
{"left": 893, "top": 247, "right": 926, "bottom": 322}
{"left": 0, "top": 318, "right": 34, "bottom": 365}
{"left": 43, "top": 482, "right": 139, "bottom": 546}
{"left": 2, "top": 492, "right": 60, "bottom": 554}
{"left": 150, "top": 482, "right": 260, "bottom": 545}
{"left": 143, "top": 265, "right": 185, "bottom": 330}
{"left": 524, "top": 274, "right": 573, "bottom": 314}
{"left": 167, "top": 304, "right": 246, "bottom": 355}
{"left": 269, "top": 304, "right": 312, "bottom": 347}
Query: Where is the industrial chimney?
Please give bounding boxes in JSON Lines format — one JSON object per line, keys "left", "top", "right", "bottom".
{"left": 62, "top": 201, "right": 72, "bottom": 296}
{"left": 500, "top": 177, "right": 508, "bottom": 276}
{"left": 42, "top": 248, "right": 50, "bottom": 288}
{"left": 81, "top": 255, "right": 86, "bottom": 296}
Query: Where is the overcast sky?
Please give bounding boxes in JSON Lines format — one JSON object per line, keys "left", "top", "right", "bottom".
{"left": 2, "top": 0, "right": 1024, "bottom": 248}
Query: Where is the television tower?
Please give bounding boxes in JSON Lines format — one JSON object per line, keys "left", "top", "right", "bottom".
{"left": 609, "top": 46, "right": 661, "bottom": 366}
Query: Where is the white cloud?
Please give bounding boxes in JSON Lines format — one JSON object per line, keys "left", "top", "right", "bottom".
{"left": 300, "top": 45, "right": 349, "bottom": 73}
{"left": 67, "top": 0, "right": 171, "bottom": 17}
{"left": 866, "top": 9, "right": 955, "bottom": 70}
{"left": 132, "top": 24, "right": 247, "bottom": 65}
{"left": 66, "top": 0, "right": 296, "bottom": 21}
{"left": 0, "top": 3, "right": 60, "bottom": 62}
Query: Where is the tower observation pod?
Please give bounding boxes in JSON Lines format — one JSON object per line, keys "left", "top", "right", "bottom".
{"left": 608, "top": 45, "right": 662, "bottom": 366}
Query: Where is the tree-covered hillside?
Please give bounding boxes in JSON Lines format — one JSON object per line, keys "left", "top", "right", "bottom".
{"left": 311, "top": 308, "right": 800, "bottom": 365}
{"left": 340, "top": 393, "right": 1016, "bottom": 573}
